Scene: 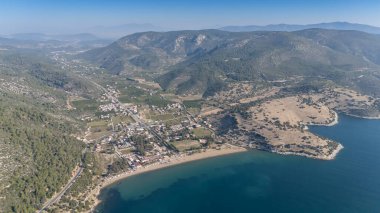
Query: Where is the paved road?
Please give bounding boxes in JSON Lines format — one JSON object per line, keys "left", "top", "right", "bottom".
{"left": 87, "top": 78, "right": 175, "bottom": 151}
{"left": 39, "top": 147, "right": 88, "bottom": 212}
{"left": 38, "top": 166, "right": 83, "bottom": 213}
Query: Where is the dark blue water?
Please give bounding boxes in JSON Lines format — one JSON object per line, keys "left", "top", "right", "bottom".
{"left": 96, "top": 114, "right": 380, "bottom": 213}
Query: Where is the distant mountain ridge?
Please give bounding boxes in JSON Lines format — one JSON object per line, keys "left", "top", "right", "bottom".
{"left": 81, "top": 28, "right": 380, "bottom": 97}
{"left": 87, "top": 23, "right": 169, "bottom": 39}
{"left": 0, "top": 33, "right": 112, "bottom": 50}
{"left": 7, "top": 33, "right": 102, "bottom": 41}
{"left": 80, "top": 29, "right": 231, "bottom": 74}
{"left": 220, "top": 22, "right": 380, "bottom": 34}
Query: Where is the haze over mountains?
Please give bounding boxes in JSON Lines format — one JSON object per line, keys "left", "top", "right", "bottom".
{"left": 3, "top": 21, "right": 380, "bottom": 97}
{"left": 81, "top": 27, "right": 380, "bottom": 97}
{"left": 0, "top": 23, "right": 167, "bottom": 40}
{"left": 3, "top": 22, "right": 380, "bottom": 41}
{"left": 8, "top": 33, "right": 102, "bottom": 41}
{"left": 0, "top": 33, "right": 112, "bottom": 50}
{"left": 2, "top": 17, "right": 380, "bottom": 212}
{"left": 87, "top": 23, "right": 168, "bottom": 39}
{"left": 220, "top": 22, "right": 380, "bottom": 34}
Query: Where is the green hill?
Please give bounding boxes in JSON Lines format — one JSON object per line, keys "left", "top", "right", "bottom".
{"left": 81, "top": 29, "right": 380, "bottom": 97}
{"left": 0, "top": 50, "right": 100, "bottom": 212}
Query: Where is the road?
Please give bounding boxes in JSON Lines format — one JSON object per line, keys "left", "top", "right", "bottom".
{"left": 37, "top": 59, "right": 172, "bottom": 211}
{"left": 38, "top": 147, "right": 88, "bottom": 212}
{"left": 86, "top": 77, "right": 175, "bottom": 152}
{"left": 124, "top": 104, "right": 176, "bottom": 152}
{"left": 38, "top": 166, "right": 83, "bottom": 213}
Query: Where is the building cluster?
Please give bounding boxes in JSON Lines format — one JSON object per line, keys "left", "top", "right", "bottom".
{"left": 91, "top": 83, "right": 213, "bottom": 176}
{"left": 50, "top": 51, "right": 98, "bottom": 73}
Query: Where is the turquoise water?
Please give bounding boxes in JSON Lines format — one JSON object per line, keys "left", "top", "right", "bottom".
{"left": 96, "top": 114, "right": 380, "bottom": 213}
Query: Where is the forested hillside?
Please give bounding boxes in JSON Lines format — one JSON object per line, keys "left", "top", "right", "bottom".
{"left": 0, "top": 50, "right": 95, "bottom": 212}
{"left": 0, "top": 94, "right": 84, "bottom": 212}
{"left": 81, "top": 29, "right": 380, "bottom": 97}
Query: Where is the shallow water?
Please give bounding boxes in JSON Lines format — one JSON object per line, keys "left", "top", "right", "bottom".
{"left": 96, "top": 114, "right": 380, "bottom": 213}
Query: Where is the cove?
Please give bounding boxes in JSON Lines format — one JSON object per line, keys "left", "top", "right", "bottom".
{"left": 95, "top": 114, "right": 380, "bottom": 213}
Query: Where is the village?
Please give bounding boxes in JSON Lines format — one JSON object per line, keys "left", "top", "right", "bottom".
{"left": 78, "top": 84, "right": 217, "bottom": 178}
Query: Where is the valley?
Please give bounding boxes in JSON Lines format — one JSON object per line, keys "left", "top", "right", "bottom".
{"left": 1, "top": 28, "right": 380, "bottom": 212}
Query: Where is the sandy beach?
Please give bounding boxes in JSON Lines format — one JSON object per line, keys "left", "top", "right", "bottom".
{"left": 86, "top": 112, "right": 345, "bottom": 212}
{"left": 87, "top": 146, "right": 247, "bottom": 212}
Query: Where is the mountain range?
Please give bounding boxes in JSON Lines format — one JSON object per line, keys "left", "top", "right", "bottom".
{"left": 86, "top": 23, "right": 168, "bottom": 39}
{"left": 0, "top": 33, "right": 112, "bottom": 50}
{"left": 2, "top": 33, "right": 106, "bottom": 42}
{"left": 6, "top": 22, "right": 380, "bottom": 40}
{"left": 80, "top": 27, "right": 380, "bottom": 97}
{"left": 220, "top": 22, "right": 380, "bottom": 34}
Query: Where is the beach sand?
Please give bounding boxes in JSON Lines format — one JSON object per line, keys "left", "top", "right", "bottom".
{"left": 86, "top": 112, "right": 343, "bottom": 212}
{"left": 87, "top": 146, "right": 247, "bottom": 212}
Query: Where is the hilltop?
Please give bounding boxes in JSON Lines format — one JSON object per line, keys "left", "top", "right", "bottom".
{"left": 81, "top": 29, "right": 380, "bottom": 97}
{"left": 3, "top": 27, "right": 380, "bottom": 212}
{"left": 220, "top": 22, "right": 380, "bottom": 34}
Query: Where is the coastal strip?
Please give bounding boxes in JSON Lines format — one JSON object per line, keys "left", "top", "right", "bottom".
{"left": 345, "top": 113, "right": 380, "bottom": 120}
{"left": 325, "top": 143, "right": 344, "bottom": 160}
{"left": 87, "top": 112, "right": 345, "bottom": 211}
{"left": 87, "top": 146, "right": 247, "bottom": 212}
{"left": 272, "top": 143, "right": 344, "bottom": 160}
{"left": 325, "top": 111, "right": 339, "bottom": 126}
{"left": 272, "top": 110, "right": 343, "bottom": 160}
{"left": 308, "top": 110, "right": 339, "bottom": 127}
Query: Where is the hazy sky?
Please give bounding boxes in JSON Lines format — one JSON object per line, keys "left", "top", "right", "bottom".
{"left": 1, "top": 0, "right": 380, "bottom": 34}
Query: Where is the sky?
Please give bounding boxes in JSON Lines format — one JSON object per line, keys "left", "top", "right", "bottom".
{"left": 0, "top": 0, "right": 380, "bottom": 35}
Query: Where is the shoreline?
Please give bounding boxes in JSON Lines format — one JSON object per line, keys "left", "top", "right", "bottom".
{"left": 308, "top": 111, "right": 344, "bottom": 160}
{"left": 307, "top": 110, "right": 339, "bottom": 127}
{"left": 345, "top": 113, "right": 380, "bottom": 120}
{"left": 326, "top": 111, "right": 339, "bottom": 126}
{"left": 292, "top": 110, "right": 343, "bottom": 160}
{"left": 271, "top": 143, "right": 344, "bottom": 160}
{"left": 326, "top": 143, "right": 344, "bottom": 160}
{"left": 87, "top": 146, "right": 247, "bottom": 212}
{"left": 87, "top": 111, "right": 353, "bottom": 212}
{"left": 102, "top": 146, "right": 246, "bottom": 188}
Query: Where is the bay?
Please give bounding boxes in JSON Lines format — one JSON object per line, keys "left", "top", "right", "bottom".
{"left": 96, "top": 114, "right": 380, "bottom": 213}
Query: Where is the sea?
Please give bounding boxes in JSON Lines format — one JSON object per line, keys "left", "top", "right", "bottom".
{"left": 95, "top": 114, "right": 380, "bottom": 213}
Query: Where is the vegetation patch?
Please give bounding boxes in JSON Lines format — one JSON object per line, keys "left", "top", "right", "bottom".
{"left": 191, "top": 127, "right": 212, "bottom": 138}
{"left": 72, "top": 99, "right": 99, "bottom": 111}
{"left": 149, "top": 113, "right": 176, "bottom": 121}
{"left": 118, "top": 95, "right": 133, "bottom": 103}
{"left": 112, "top": 115, "right": 134, "bottom": 125}
{"left": 183, "top": 100, "right": 203, "bottom": 108}
{"left": 87, "top": 120, "right": 108, "bottom": 128}
{"left": 170, "top": 140, "right": 201, "bottom": 152}
{"left": 144, "top": 95, "right": 172, "bottom": 107}
{"left": 0, "top": 98, "right": 84, "bottom": 212}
